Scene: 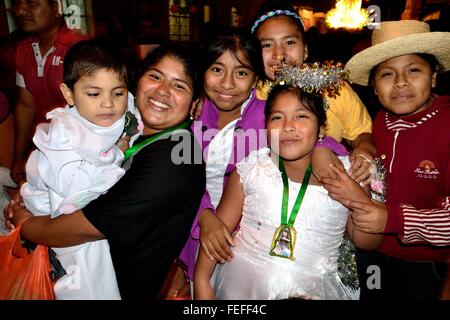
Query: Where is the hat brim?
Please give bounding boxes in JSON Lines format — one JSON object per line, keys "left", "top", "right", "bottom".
{"left": 345, "top": 32, "right": 450, "bottom": 86}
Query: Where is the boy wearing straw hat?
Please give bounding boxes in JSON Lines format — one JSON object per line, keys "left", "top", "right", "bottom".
{"left": 344, "top": 20, "right": 450, "bottom": 300}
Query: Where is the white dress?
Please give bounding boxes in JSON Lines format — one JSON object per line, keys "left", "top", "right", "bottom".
{"left": 21, "top": 93, "right": 140, "bottom": 300}
{"left": 212, "top": 148, "right": 354, "bottom": 300}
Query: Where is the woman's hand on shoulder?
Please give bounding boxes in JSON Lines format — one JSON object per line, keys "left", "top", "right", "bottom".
{"left": 348, "top": 148, "right": 374, "bottom": 186}
{"left": 321, "top": 164, "right": 371, "bottom": 206}
{"left": 311, "top": 147, "right": 345, "bottom": 180}
{"left": 199, "top": 209, "right": 236, "bottom": 263}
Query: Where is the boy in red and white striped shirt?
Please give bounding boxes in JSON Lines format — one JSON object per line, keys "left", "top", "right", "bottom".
{"left": 341, "top": 20, "right": 450, "bottom": 300}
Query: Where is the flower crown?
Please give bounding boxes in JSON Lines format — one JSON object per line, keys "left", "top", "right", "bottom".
{"left": 274, "top": 61, "right": 348, "bottom": 99}
{"left": 251, "top": 9, "right": 304, "bottom": 34}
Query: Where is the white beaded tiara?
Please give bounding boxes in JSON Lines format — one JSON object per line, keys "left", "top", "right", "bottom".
{"left": 275, "top": 62, "right": 348, "bottom": 98}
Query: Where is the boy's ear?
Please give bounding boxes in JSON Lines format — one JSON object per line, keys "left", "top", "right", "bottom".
{"left": 60, "top": 83, "right": 75, "bottom": 106}
{"left": 431, "top": 72, "right": 437, "bottom": 88}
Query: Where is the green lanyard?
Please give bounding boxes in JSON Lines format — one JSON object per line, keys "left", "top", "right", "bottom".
{"left": 123, "top": 120, "right": 191, "bottom": 163}
{"left": 279, "top": 160, "right": 312, "bottom": 227}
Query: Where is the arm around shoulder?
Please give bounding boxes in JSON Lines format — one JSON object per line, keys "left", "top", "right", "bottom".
{"left": 327, "top": 82, "right": 372, "bottom": 142}
{"left": 18, "top": 209, "right": 104, "bottom": 247}
{"left": 12, "top": 87, "right": 36, "bottom": 184}
{"left": 194, "top": 170, "right": 245, "bottom": 299}
{"left": 346, "top": 215, "right": 383, "bottom": 251}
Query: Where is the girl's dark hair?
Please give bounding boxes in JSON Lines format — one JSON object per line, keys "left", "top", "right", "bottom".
{"left": 137, "top": 42, "right": 200, "bottom": 100}
{"left": 265, "top": 85, "right": 327, "bottom": 129}
{"left": 252, "top": 0, "right": 305, "bottom": 35}
{"left": 63, "top": 39, "right": 127, "bottom": 90}
{"left": 368, "top": 53, "right": 443, "bottom": 86}
{"left": 203, "top": 28, "right": 264, "bottom": 80}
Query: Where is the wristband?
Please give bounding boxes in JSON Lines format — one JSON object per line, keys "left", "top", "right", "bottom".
{"left": 314, "top": 136, "right": 348, "bottom": 156}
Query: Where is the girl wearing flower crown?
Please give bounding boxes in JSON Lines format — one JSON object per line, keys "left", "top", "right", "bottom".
{"left": 194, "top": 64, "right": 382, "bottom": 300}
{"left": 342, "top": 20, "right": 450, "bottom": 300}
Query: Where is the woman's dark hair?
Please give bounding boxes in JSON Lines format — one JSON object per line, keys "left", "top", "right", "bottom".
{"left": 137, "top": 42, "right": 200, "bottom": 100}
{"left": 63, "top": 39, "right": 127, "bottom": 90}
{"left": 368, "top": 53, "right": 443, "bottom": 86}
{"left": 203, "top": 28, "right": 264, "bottom": 80}
{"left": 252, "top": 0, "right": 305, "bottom": 36}
{"left": 265, "top": 85, "right": 327, "bottom": 129}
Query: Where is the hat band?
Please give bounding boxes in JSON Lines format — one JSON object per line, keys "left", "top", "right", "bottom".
{"left": 251, "top": 10, "right": 304, "bottom": 34}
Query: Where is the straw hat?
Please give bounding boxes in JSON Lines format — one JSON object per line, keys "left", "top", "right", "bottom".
{"left": 345, "top": 20, "right": 450, "bottom": 86}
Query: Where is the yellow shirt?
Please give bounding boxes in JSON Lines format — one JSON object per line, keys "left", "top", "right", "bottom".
{"left": 256, "top": 80, "right": 372, "bottom": 143}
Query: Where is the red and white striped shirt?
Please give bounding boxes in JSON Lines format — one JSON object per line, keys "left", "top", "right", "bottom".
{"left": 402, "top": 196, "right": 450, "bottom": 246}
{"left": 374, "top": 95, "right": 450, "bottom": 262}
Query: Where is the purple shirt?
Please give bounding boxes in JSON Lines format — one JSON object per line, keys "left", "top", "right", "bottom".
{"left": 179, "top": 89, "right": 267, "bottom": 279}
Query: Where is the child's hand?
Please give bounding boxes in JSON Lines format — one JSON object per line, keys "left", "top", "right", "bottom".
{"left": 321, "top": 164, "right": 371, "bottom": 206}
{"left": 349, "top": 149, "right": 374, "bottom": 185}
{"left": 116, "top": 134, "right": 131, "bottom": 153}
{"left": 3, "top": 198, "right": 30, "bottom": 230}
{"left": 199, "top": 209, "right": 236, "bottom": 263}
{"left": 348, "top": 200, "right": 388, "bottom": 233}
{"left": 311, "top": 147, "right": 345, "bottom": 180}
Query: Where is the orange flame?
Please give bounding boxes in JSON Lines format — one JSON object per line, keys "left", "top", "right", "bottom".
{"left": 325, "top": 0, "right": 369, "bottom": 30}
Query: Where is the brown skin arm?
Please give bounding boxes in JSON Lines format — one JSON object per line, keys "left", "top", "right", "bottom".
{"left": 346, "top": 133, "right": 377, "bottom": 185}
{"left": 11, "top": 87, "right": 36, "bottom": 185}
{"left": 10, "top": 203, "right": 103, "bottom": 247}
{"left": 346, "top": 214, "right": 383, "bottom": 251}
{"left": 321, "top": 164, "right": 383, "bottom": 250}
{"left": 346, "top": 133, "right": 376, "bottom": 156}
{"left": 311, "top": 147, "right": 345, "bottom": 180}
{"left": 194, "top": 170, "right": 244, "bottom": 299}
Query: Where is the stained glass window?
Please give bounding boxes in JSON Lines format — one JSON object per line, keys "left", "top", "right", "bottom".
{"left": 169, "top": 0, "right": 190, "bottom": 41}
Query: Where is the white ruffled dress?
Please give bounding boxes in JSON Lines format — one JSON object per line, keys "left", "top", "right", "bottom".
{"left": 211, "top": 148, "right": 355, "bottom": 300}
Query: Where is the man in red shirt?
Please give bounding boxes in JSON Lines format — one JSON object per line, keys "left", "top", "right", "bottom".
{"left": 11, "top": 0, "right": 87, "bottom": 186}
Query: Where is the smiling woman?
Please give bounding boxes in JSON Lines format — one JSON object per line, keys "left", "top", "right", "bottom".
{"left": 5, "top": 42, "right": 206, "bottom": 300}
{"left": 136, "top": 51, "right": 197, "bottom": 135}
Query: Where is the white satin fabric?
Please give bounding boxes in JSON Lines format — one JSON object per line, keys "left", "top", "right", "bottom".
{"left": 205, "top": 93, "right": 252, "bottom": 208}
{"left": 212, "top": 148, "right": 355, "bottom": 300}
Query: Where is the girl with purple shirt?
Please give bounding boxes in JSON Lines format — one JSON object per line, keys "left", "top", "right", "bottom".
{"left": 177, "top": 29, "right": 266, "bottom": 291}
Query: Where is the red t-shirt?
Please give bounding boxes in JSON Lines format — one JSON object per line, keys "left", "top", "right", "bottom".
{"left": 15, "top": 25, "right": 87, "bottom": 124}
{"left": 374, "top": 95, "right": 450, "bottom": 262}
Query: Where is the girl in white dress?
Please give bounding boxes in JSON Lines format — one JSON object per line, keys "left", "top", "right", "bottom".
{"left": 194, "top": 64, "right": 382, "bottom": 300}
{"left": 20, "top": 40, "right": 141, "bottom": 299}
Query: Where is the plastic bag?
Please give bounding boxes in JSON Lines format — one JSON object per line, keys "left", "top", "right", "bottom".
{"left": 0, "top": 225, "right": 55, "bottom": 300}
